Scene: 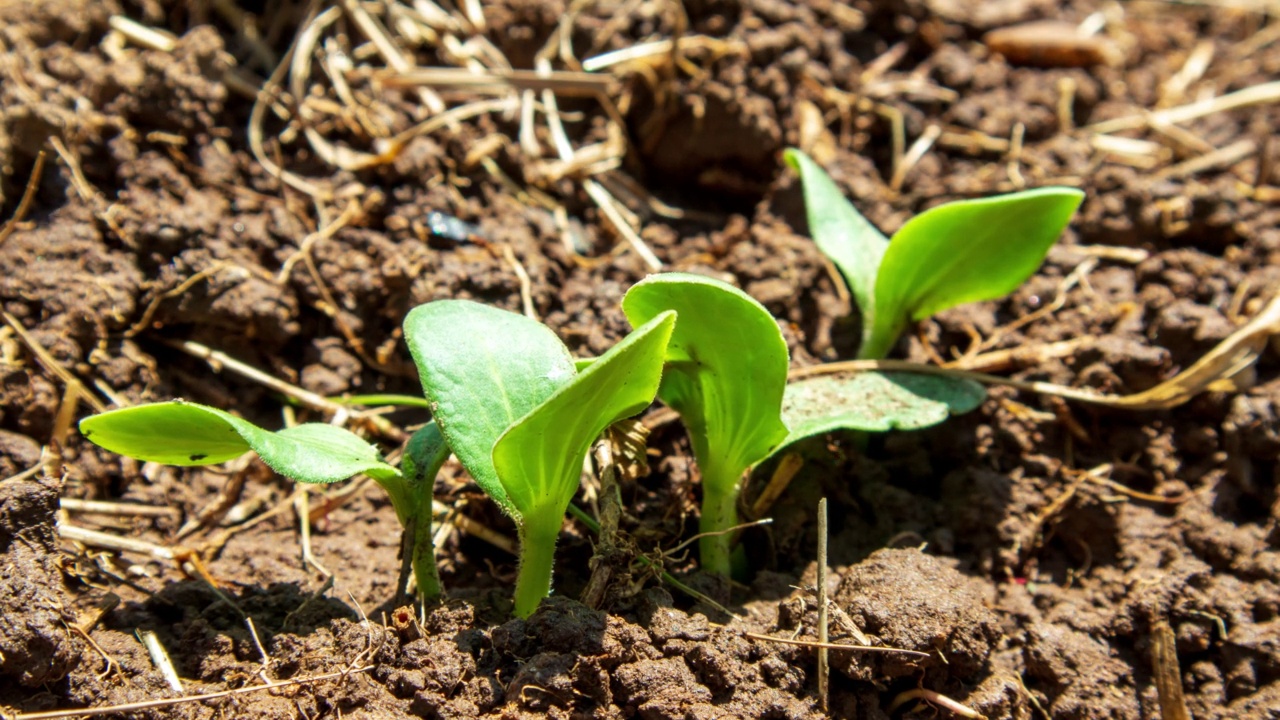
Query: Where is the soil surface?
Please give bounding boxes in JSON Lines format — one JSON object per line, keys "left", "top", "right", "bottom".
{"left": 2, "top": 0, "right": 1279, "bottom": 718}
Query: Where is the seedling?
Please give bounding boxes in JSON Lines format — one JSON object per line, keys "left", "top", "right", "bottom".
{"left": 78, "top": 402, "right": 450, "bottom": 601}
{"left": 404, "top": 300, "right": 674, "bottom": 617}
{"left": 785, "top": 148, "right": 1085, "bottom": 360}
{"left": 622, "top": 273, "right": 790, "bottom": 578}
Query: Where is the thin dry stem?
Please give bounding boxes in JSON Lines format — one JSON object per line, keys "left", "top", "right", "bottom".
{"left": 0, "top": 149, "right": 46, "bottom": 246}
{"left": 11, "top": 666, "right": 375, "bottom": 720}
{"left": 743, "top": 632, "right": 930, "bottom": 658}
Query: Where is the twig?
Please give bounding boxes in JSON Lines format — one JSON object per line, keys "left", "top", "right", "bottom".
{"left": 748, "top": 452, "right": 803, "bottom": 520}
{"left": 1086, "top": 80, "right": 1280, "bottom": 134}
{"left": 136, "top": 630, "right": 184, "bottom": 694}
{"left": 583, "top": 179, "right": 662, "bottom": 270}
{"left": 742, "top": 632, "right": 930, "bottom": 658}
{"left": 244, "top": 616, "right": 275, "bottom": 683}
{"left": 580, "top": 440, "right": 619, "bottom": 610}
{"left": 500, "top": 244, "right": 538, "bottom": 321}
{"left": 888, "top": 688, "right": 987, "bottom": 719}
{"left": 59, "top": 499, "right": 179, "bottom": 519}
{"left": 380, "top": 67, "right": 611, "bottom": 95}
{"left": 11, "top": 665, "right": 375, "bottom": 719}
{"left": 789, "top": 290, "right": 1280, "bottom": 411}
{"left": 107, "top": 15, "right": 177, "bottom": 52}
{"left": 1156, "top": 138, "right": 1255, "bottom": 179}
{"left": 125, "top": 263, "right": 234, "bottom": 337}
{"left": 164, "top": 339, "right": 348, "bottom": 419}
{"left": 888, "top": 124, "right": 941, "bottom": 193}
{"left": 59, "top": 523, "right": 177, "bottom": 560}
{"left": 0, "top": 149, "right": 46, "bottom": 246}
{"left": 816, "top": 498, "right": 829, "bottom": 713}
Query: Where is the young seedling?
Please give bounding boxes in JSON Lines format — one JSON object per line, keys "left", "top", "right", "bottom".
{"left": 622, "top": 273, "right": 790, "bottom": 579}
{"left": 404, "top": 300, "right": 675, "bottom": 617}
{"left": 78, "top": 402, "right": 449, "bottom": 601}
{"left": 785, "top": 148, "right": 1085, "bottom": 360}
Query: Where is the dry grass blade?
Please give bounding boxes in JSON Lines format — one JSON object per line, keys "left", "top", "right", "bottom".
{"left": 816, "top": 498, "right": 829, "bottom": 713}
{"left": 1151, "top": 617, "right": 1192, "bottom": 720}
{"left": 136, "top": 630, "right": 183, "bottom": 694}
{"left": 60, "top": 499, "right": 180, "bottom": 519}
{"left": 1087, "top": 80, "right": 1280, "bottom": 134}
{"left": 791, "top": 290, "right": 1280, "bottom": 411}
{"left": 748, "top": 452, "right": 804, "bottom": 519}
{"left": 0, "top": 149, "right": 46, "bottom": 246}
{"left": 1157, "top": 138, "right": 1256, "bottom": 179}
{"left": 743, "top": 632, "right": 930, "bottom": 658}
{"left": 107, "top": 15, "right": 177, "bottom": 52}
{"left": 888, "top": 688, "right": 987, "bottom": 719}
{"left": 10, "top": 666, "right": 375, "bottom": 720}
{"left": 380, "top": 67, "right": 612, "bottom": 95}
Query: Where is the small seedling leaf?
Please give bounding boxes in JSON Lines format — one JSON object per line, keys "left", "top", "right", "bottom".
{"left": 863, "top": 187, "right": 1084, "bottom": 359}
{"left": 784, "top": 148, "right": 888, "bottom": 333}
{"left": 404, "top": 300, "right": 576, "bottom": 516}
{"left": 622, "top": 273, "right": 790, "bottom": 487}
{"left": 78, "top": 401, "right": 397, "bottom": 483}
{"left": 493, "top": 311, "right": 675, "bottom": 521}
{"left": 779, "top": 372, "right": 986, "bottom": 447}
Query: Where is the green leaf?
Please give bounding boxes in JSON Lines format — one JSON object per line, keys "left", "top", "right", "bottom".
{"left": 779, "top": 372, "right": 986, "bottom": 447}
{"left": 863, "top": 187, "right": 1084, "bottom": 359}
{"left": 784, "top": 148, "right": 888, "bottom": 337}
{"left": 622, "top": 273, "right": 790, "bottom": 493}
{"left": 404, "top": 300, "right": 576, "bottom": 516}
{"left": 78, "top": 401, "right": 397, "bottom": 483}
{"left": 623, "top": 273, "right": 790, "bottom": 577}
{"left": 493, "top": 311, "right": 675, "bottom": 521}
{"left": 493, "top": 311, "right": 674, "bottom": 617}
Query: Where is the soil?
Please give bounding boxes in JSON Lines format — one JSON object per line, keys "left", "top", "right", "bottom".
{"left": 2, "top": 0, "right": 1279, "bottom": 718}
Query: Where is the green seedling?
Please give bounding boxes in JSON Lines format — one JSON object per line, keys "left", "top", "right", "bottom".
{"left": 785, "top": 148, "right": 1085, "bottom": 360}
{"left": 78, "top": 402, "right": 449, "bottom": 601}
{"left": 405, "top": 300, "right": 674, "bottom": 617}
{"left": 622, "top": 273, "right": 790, "bottom": 578}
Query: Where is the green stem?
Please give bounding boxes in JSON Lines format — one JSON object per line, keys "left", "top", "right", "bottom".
{"left": 513, "top": 512, "right": 562, "bottom": 618}
{"left": 409, "top": 495, "right": 441, "bottom": 601}
{"left": 699, "top": 481, "right": 737, "bottom": 578}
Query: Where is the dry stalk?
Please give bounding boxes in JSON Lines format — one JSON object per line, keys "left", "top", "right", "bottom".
{"left": 748, "top": 452, "right": 804, "bottom": 520}
{"left": 888, "top": 688, "right": 987, "bottom": 719}
{"left": 60, "top": 499, "right": 179, "bottom": 519}
{"left": 10, "top": 666, "right": 375, "bottom": 720}
{"left": 1150, "top": 617, "right": 1192, "bottom": 720}
{"left": 107, "top": 15, "right": 177, "bottom": 52}
{"left": 1086, "top": 80, "right": 1280, "bottom": 134}
{"left": 790, "top": 288, "right": 1280, "bottom": 412}
{"left": 816, "top": 498, "right": 829, "bottom": 713}
{"left": 743, "top": 632, "right": 930, "bottom": 658}
{"left": 0, "top": 149, "right": 46, "bottom": 246}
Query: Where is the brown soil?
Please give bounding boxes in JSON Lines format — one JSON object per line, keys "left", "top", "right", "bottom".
{"left": 3, "top": 0, "right": 1279, "bottom": 718}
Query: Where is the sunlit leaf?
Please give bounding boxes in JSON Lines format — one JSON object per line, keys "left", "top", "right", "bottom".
{"left": 784, "top": 148, "right": 888, "bottom": 341}
{"left": 78, "top": 401, "right": 397, "bottom": 483}
{"left": 863, "top": 187, "right": 1084, "bottom": 359}
{"left": 622, "top": 274, "right": 789, "bottom": 576}
{"left": 493, "top": 311, "right": 675, "bottom": 521}
{"left": 403, "top": 300, "right": 575, "bottom": 515}
{"left": 493, "top": 311, "right": 675, "bottom": 616}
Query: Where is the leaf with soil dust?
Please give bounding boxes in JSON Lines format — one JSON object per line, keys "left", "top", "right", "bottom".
{"left": 78, "top": 401, "right": 398, "bottom": 483}
{"left": 779, "top": 372, "right": 986, "bottom": 448}
{"left": 403, "top": 299, "right": 576, "bottom": 516}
